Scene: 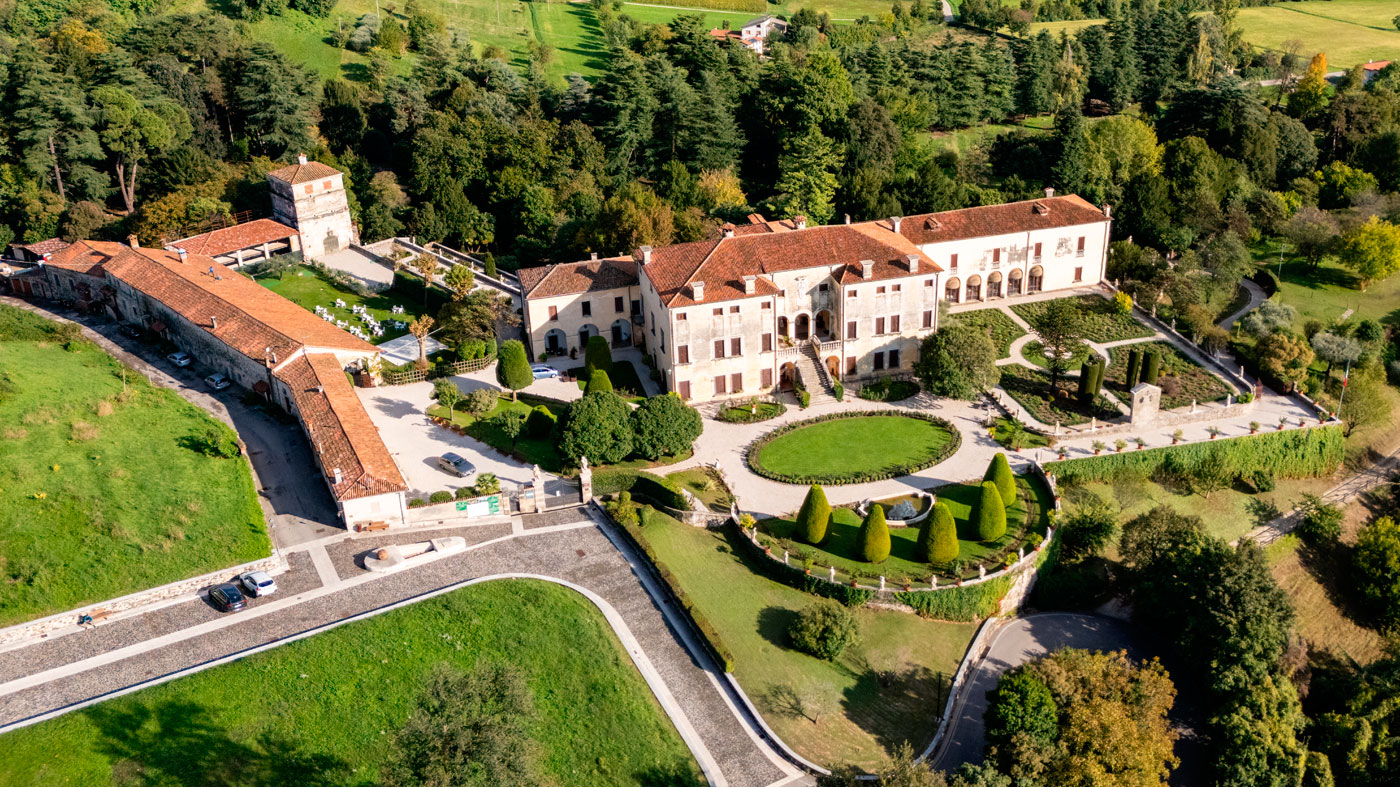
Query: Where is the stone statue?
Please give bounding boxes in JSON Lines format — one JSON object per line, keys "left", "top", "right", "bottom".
{"left": 978, "top": 564, "right": 986, "bottom": 579}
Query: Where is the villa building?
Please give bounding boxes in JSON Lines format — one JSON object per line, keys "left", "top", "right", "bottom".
{"left": 708, "top": 14, "right": 788, "bottom": 56}
{"left": 521, "top": 192, "right": 1112, "bottom": 403}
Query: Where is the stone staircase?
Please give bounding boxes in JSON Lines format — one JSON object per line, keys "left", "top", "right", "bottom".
{"left": 794, "top": 341, "right": 837, "bottom": 405}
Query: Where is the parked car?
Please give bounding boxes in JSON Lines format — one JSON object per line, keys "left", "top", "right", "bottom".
{"left": 118, "top": 324, "right": 142, "bottom": 339}
{"left": 239, "top": 570, "right": 277, "bottom": 598}
{"left": 530, "top": 364, "right": 561, "bottom": 380}
{"left": 167, "top": 351, "right": 193, "bottom": 367}
{"left": 208, "top": 582, "right": 247, "bottom": 612}
{"left": 205, "top": 372, "right": 231, "bottom": 390}
{"left": 437, "top": 452, "right": 476, "bottom": 480}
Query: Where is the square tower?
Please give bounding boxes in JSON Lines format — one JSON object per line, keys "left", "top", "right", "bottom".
{"left": 267, "top": 155, "right": 359, "bottom": 261}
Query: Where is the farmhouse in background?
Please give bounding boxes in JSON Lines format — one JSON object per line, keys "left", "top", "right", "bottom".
{"left": 709, "top": 14, "right": 788, "bottom": 56}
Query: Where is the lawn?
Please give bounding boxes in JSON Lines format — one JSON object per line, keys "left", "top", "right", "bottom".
{"left": 1234, "top": 0, "right": 1400, "bottom": 68}
{"left": 753, "top": 415, "right": 956, "bottom": 481}
{"left": 999, "top": 364, "right": 1122, "bottom": 427}
{"left": 254, "top": 265, "right": 430, "bottom": 345}
{"left": 636, "top": 508, "right": 977, "bottom": 769}
{"left": 1103, "top": 341, "right": 1232, "bottom": 410}
{"left": 945, "top": 308, "right": 1027, "bottom": 356}
{"left": 1020, "top": 338, "right": 1094, "bottom": 370}
{"left": 666, "top": 467, "right": 733, "bottom": 512}
{"left": 924, "top": 114, "right": 1055, "bottom": 156}
{"left": 1257, "top": 242, "right": 1400, "bottom": 328}
{"left": 990, "top": 416, "right": 1051, "bottom": 449}
{"left": 0, "top": 579, "right": 702, "bottom": 786}
{"left": 1268, "top": 534, "right": 1386, "bottom": 666}
{"left": 0, "top": 307, "right": 269, "bottom": 626}
{"left": 760, "top": 475, "right": 1050, "bottom": 583}
{"left": 569, "top": 360, "right": 650, "bottom": 399}
{"left": 1012, "top": 294, "right": 1155, "bottom": 344}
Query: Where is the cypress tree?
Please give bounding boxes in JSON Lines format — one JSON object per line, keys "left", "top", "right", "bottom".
{"left": 1125, "top": 348, "right": 1142, "bottom": 387}
{"left": 860, "top": 504, "right": 891, "bottom": 563}
{"left": 584, "top": 334, "right": 613, "bottom": 377}
{"left": 921, "top": 501, "right": 959, "bottom": 564}
{"left": 584, "top": 369, "right": 613, "bottom": 394}
{"left": 977, "top": 481, "right": 1007, "bottom": 541}
{"left": 796, "top": 485, "right": 831, "bottom": 545}
{"left": 1050, "top": 104, "right": 1090, "bottom": 194}
{"left": 1143, "top": 351, "right": 1161, "bottom": 384}
{"left": 1089, "top": 357, "right": 1105, "bottom": 396}
{"left": 1077, "top": 358, "right": 1097, "bottom": 403}
{"left": 985, "top": 452, "right": 1017, "bottom": 508}
{"left": 495, "top": 339, "right": 533, "bottom": 400}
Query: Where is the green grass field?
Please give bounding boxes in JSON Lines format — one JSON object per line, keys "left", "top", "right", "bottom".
{"left": 0, "top": 307, "right": 268, "bottom": 626}
{"left": 0, "top": 579, "right": 702, "bottom": 786}
{"left": 637, "top": 507, "right": 976, "bottom": 769}
{"left": 753, "top": 415, "right": 955, "bottom": 479}
{"left": 254, "top": 265, "right": 430, "bottom": 345}
{"left": 761, "top": 475, "right": 1049, "bottom": 580}
{"left": 1235, "top": 0, "right": 1400, "bottom": 68}
{"left": 1257, "top": 242, "right": 1400, "bottom": 328}
{"left": 924, "top": 113, "right": 1055, "bottom": 155}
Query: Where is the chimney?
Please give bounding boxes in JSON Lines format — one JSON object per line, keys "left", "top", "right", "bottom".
{"left": 906, "top": 254, "right": 919, "bottom": 273}
{"left": 743, "top": 275, "right": 756, "bottom": 294}
{"left": 890, "top": 216, "right": 902, "bottom": 233}
{"left": 210, "top": 316, "right": 217, "bottom": 329}
{"left": 721, "top": 223, "right": 736, "bottom": 238}
{"left": 590, "top": 252, "right": 598, "bottom": 260}
{"left": 1103, "top": 204, "right": 1112, "bottom": 218}
{"left": 844, "top": 214, "right": 851, "bottom": 224}
{"left": 860, "top": 260, "right": 874, "bottom": 280}
{"left": 1044, "top": 187, "right": 1055, "bottom": 199}
{"left": 297, "top": 153, "right": 308, "bottom": 165}
{"left": 793, "top": 215, "right": 806, "bottom": 230}
{"left": 175, "top": 248, "right": 188, "bottom": 263}
{"left": 127, "top": 234, "right": 139, "bottom": 249}
{"left": 640, "top": 245, "right": 653, "bottom": 264}
{"left": 332, "top": 468, "right": 343, "bottom": 485}
{"left": 691, "top": 281, "right": 705, "bottom": 301}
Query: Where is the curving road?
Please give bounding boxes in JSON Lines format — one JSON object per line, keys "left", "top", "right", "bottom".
{"left": 931, "top": 613, "right": 1140, "bottom": 772}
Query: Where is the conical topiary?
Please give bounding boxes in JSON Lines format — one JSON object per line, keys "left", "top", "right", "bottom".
{"left": 1143, "top": 351, "right": 1161, "bottom": 384}
{"left": 584, "top": 369, "right": 613, "bottom": 394}
{"left": 1076, "top": 359, "right": 1093, "bottom": 401}
{"left": 976, "top": 481, "right": 1007, "bottom": 541}
{"left": 920, "top": 501, "right": 959, "bottom": 564}
{"left": 985, "top": 452, "right": 1017, "bottom": 509}
{"left": 1088, "top": 357, "right": 1105, "bottom": 396}
{"left": 1125, "top": 348, "right": 1142, "bottom": 388}
{"left": 796, "top": 485, "right": 831, "bottom": 545}
{"left": 860, "top": 504, "right": 890, "bottom": 563}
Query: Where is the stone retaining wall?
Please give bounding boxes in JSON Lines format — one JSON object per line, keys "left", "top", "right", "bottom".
{"left": 0, "top": 553, "right": 286, "bottom": 649}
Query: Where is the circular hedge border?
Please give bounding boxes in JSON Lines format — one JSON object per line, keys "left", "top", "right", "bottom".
{"left": 745, "top": 411, "right": 963, "bottom": 485}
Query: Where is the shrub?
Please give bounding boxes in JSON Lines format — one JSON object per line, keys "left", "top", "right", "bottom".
{"left": 797, "top": 484, "right": 831, "bottom": 545}
{"left": 717, "top": 400, "right": 786, "bottom": 423}
{"left": 1112, "top": 290, "right": 1133, "bottom": 315}
{"left": 1249, "top": 470, "right": 1276, "bottom": 493}
{"left": 896, "top": 575, "right": 1015, "bottom": 621}
{"left": 429, "top": 490, "right": 453, "bottom": 504}
{"left": 584, "top": 369, "right": 613, "bottom": 394}
{"left": 592, "top": 469, "right": 687, "bottom": 509}
{"left": 454, "top": 486, "right": 474, "bottom": 500}
{"left": 606, "top": 491, "right": 640, "bottom": 527}
{"left": 1296, "top": 493, "right": 1343, "bottom": 544}
{"left": 526, "top": 405, "right": 556, "bottom": 438}
{"left": 495, "top": 339, "right": 532, "bottom": 399}
{"left": 1142, "top": 351, "right": 1160, "bottom": 384}
{"left": 833, "top": 380, "right": 844, "bottom": 401}
{"left": 977, "top": 481, "right": 1007, "bottom": 541}
{"left": 558, "top": 391, "right": 634, "bottom": 465}
{"left": 583, "top": 335, "right": 613, "bottom": 376}
{"left": 463, "top": 387, "right": 497, "bottom": 416}
{"left": 1126, "top": 348, "right": 1142, "bottom": 388}
{"left": 474, "top": 473, "right": 500, "bottom": 495}
{"left": 630, "top": 393, "right": 703, "bottom": 460}
{"left": 408, "top": 497, "right": 427, "bottom": 508}
{"left": 797, "top": 388, "right": 811, "bottom": 409}
{"left": 789, "top": 599, "right": 859, "bottom": 661}
{"left": 985, "top": 452, "right": 1017, "bottom": 509}
{"left": 860, "top": 504, "right": 891, "bottom": 563}
{"left": 1354, "top": 516, "right": 1400, "bottom": 628}
{"left": 986, "top": 669, "right": 1059, "bottom": 751}
{"left": 922, "top": 501, "right": 959, "bottom": 564}
{"left": 193, "top": 424, "right": 240, "bottom": 459}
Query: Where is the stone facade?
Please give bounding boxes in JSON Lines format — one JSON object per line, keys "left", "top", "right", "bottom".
{"left": 523, "top": 282, "right": 641, "bottom": 361}
{"left": 269, "top": 157, "right": 359, "bottom": 261}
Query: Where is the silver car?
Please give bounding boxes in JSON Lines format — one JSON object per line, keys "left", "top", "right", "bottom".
{"left": 239, "top": 570, "right": 277, "bottom": 597}
{"left": 167, "top": 351, "right": 193, "bottom": 367}
{"left": 437, "top": 452, "right": 476, "bottom": 480}
{"left": 205, "top": 373, "right": 231, "bottom": 390}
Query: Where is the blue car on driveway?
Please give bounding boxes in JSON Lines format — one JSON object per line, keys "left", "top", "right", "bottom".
{"left": 531, "top": 364, "right": 561, "bottom": 380}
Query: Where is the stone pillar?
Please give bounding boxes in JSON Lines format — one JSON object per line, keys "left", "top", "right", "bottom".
{"left": 879, "top": 575, "right": 886, "bottom": 590}
{"left": 1130, "top": 383, "right": 1161, "bottom": 426}
{"left": 517, "top": 481, "right": 537, "bottom": 514}
{"left": 578, "top": 456, "right": 592, "bottom": 502}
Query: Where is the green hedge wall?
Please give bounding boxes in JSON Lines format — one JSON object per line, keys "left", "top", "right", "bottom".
{"left": 1048, "top": 425, "right": 1344, "bottom": 484}
{"left": 593, "top": 468, "right": 689, "bottom": 510}
{"left": 894, "top": 576, "right": 1014, "bottom": 621}
{"left": 745, "top": 411, "right": 962, "bottom": 485}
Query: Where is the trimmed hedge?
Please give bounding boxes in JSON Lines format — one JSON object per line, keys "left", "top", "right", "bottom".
{"left": 797, "top": 484, "right": 831, "bottom": 545}
{"left": 745, "top": 411, "right": 962, "bottom": 485}
{"left": 985, "top": 453, "right": 1016, "bottom": 508}
{"left": 1049, "top": 425, "right": 1344, "bottom": 484}
{"left": 860, "top": 504, "right": 890, "bottom": 563}
{"left": 895, "top": 576, "right": 1014, "bottom": 621}
{"left": 977, "top": 481, "right": 1007, "bottom": 541}
{"left": 607, "top": 507, "right": 737, "bottom": 672}
{"left": 923, "top": 502, "right": 959, "bottom": 564}
{"left": 593, "top": 468, "right": 689, "bottom": 510}
{"left": 731, "top": 521, "right": 875, "bottom": 607}
{"left": 717, "top": 401, "right": 786, "bottom": 424}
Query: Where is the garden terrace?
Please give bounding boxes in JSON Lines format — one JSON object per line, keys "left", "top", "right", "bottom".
{"left": 0, "top": 579, "right": 703, "bottom": 786}
{"left": 945, "top": 308, "right": 1027, "bottom": 356}
{"left": 254, "top": 264, "right": 439, "bottom": 345}
{"left": 1103, "top": 342, "right": 1232, "bottom": 410}
{"left": 757, "top": 475, "right": 1052, "bottom": 585}
{"left": 1020, "top": 339, "right": 1094, "bottom": 370}
{"left": 717, "top": 400, "right": 786, "bottom": 424}
{"left": 747, "top": 412, "right": 960, "bottom": 485}
{"left": 1012, "top": 294, "right": 1155, "bottom": 343}
{"left": 0, "top": 306, "right": 268, "bottom": 626}
{"left": 568, "top": 360, "right": 650, "bottom": 401}
{"left": 998, "top": 365, "right": 1122, "bottom": 427}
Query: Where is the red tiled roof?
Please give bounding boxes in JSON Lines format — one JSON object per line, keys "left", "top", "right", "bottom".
{"left": 1363, "top": 60, "right": 1392, "bottom": 72}
{"left": 44, "top": 242, "right": 114, "bottom": 276}
{"left": 890, "top": 195, "right": 1108, "bottom": 246}
{"left": 171, "top": 219, "right": 297, "bottom": 258}
{"left": 20, "top": 238, "right": 71, "bottom": 257}
{"left": 267, "top": 160, "right": 341, "bottom": 185}
{"left": 275, "top": 353, "right": 406, "bottom": 500}
{"left": 519, "top": 257, "right": 638, "bottom": 298}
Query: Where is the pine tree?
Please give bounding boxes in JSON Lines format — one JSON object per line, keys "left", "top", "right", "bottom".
{"left": 688, "top": 71, "right": 744, "bottom": 173}
{"left": 860, "top": 504, "right": 891, "bottom": 563}
{"left": 981, "top": 39, "right": 1018, "bottom": 123}
{"left": 1051, "top": 104, "right": 1090, "bottom": 195}
{"left": 985, "top": 452, "right": 1017, "bottom": 508}
{"left": 12, "top": 43, "right": 106, "bottom": 204}
{"left": 921, "top": 501, "right": 959, "bottom": 564}
{"left": 797, "top": 485, "right": 832, "bottom": 545}
{"left": 1106, "top": 12, "right": 1141, "bottom": 112}
{"left": 775, "top": 126, "right": 842, "bottom": 226}
{"left": 977, "top": 482, "right": 1007, "bottom": 541}
{"left": 595, "top": 49, "right": 657, "bottom": 177}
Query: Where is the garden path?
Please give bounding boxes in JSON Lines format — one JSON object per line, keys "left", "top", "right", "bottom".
{"left": 1216, "top": 278, "right": 1267, "bottom": 330}
{"left": 1241, "top": 446, "right": 1400, "bottom": 546}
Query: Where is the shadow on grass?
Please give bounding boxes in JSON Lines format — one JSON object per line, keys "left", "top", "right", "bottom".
{"left": 756, "top": 605, "right": 798, "bottom": 649}
{"left": 840, "top": 663, "right": 947, "bottom": 755}
{"left": 1296, "top": 539, "right": 1376, "bottom": 630}
{"left": 87, "top": 701, "right": 354, "bottom": 786}
{"left": 634, "top": 762, "right": 707, "bottom": 786}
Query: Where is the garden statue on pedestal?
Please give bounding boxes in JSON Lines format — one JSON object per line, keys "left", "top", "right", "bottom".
{"left": 579, "top": 456, "right": 592, "bottom": 502}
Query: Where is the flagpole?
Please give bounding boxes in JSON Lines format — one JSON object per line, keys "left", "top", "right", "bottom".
{"left": 1337, "top": 357, "right": 1351, "bottom": 421}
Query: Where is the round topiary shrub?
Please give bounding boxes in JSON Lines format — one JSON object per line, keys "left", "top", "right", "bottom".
{"left": 985, "top": 452, "right": 1017, "bottom": 509}
{"left": 429, "top": 490, "right": 453, "bottom": 504}
{"left": 977, "top": 481, "right": 1007, "bottom": 541}
{"left": 921, "top": 501, "right": 959, "bottom": 564}
{"left": 797, "top": 484, "right": 831, "bottom": 545}
{"left": 860, "top": 504, "right": 890, "bottom": 563}
{"left": 526, "top": 405, "right": 556, "bottom": 438}
{"left": 584, "top": 368, "right": 613, "bottom": 394}
{"left": 789, "top": 598, "right": 859, "bottom": 661}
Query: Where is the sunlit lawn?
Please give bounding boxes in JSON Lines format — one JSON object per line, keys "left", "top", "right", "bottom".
{"left": 754, "top": 415, "right": 955, "bottom": 479}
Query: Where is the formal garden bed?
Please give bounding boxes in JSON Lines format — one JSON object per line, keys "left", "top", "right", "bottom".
{"left": 1103, "top": 341, "right": 1232, "bottom": 409}
{"left": 254, "top": 263, "right": 438, "bottom": 345}
{"left": 1013, "top": 294, "right": 1155, "bottom": 343}
{"left": 746, "top": 412, "right": 960, "bottom": 484}
{"left": 856, "top": 377, "right": 920, "bottom": 402}
{"left": 0, "top": 306, "right": 269, "bottom": 626}
{"left": 1019, "top": 339, "right": 1095, "bottom": 370}
{"left": 945, "top": 308, "right": 1026, "bottom": 356}
{"left": 717, "top": 399, "right": 786, "bottom": 424}
{"left": 0, "top": 579, "right": 703, "bottom": 786}
{"left": 998, "top": 365, "right": 1122, "bottom": 427}
{"left": 989, "top": 416, "right": 1051, "bottom": 450}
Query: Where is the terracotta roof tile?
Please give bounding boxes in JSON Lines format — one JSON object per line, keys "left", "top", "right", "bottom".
{"left": 275, "top": 353, "right": 406, "bottom": 500}
{"left": 171, "top": 219, "right": 297, "bottom": 258}
{"left": 519, "top": 257, "right": 638, "bottom": 298}
{"left": 20, "top": 238, "right": 71, "bottom": 257}
{"left": 267, "top": 160, "right": 341, "bottom": 185}
{"left": 891, "top": 195, "right": 1108, "bottom": 246}
{"left": 44, "top": 241, "right": 116, "bottom": 276}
